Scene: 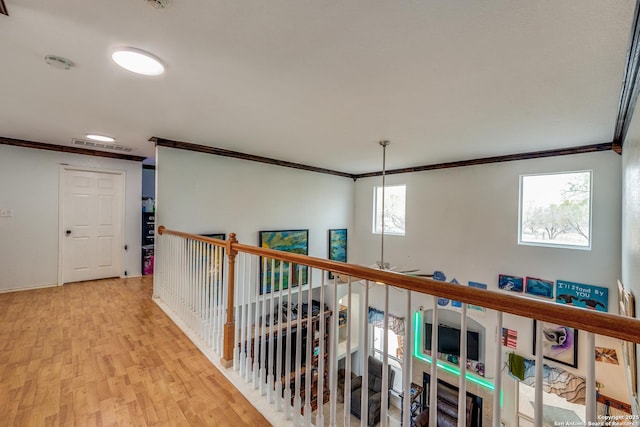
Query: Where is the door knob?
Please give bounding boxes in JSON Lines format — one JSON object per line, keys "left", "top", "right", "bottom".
{"left": 65, "top": 230, "right": 71, "bottom": 236}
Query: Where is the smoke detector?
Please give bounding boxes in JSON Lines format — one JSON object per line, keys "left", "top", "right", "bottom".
{"left": 145, "top": 0, "right": 170, "bottom": 9}
{"left": 45, "top": 55, "right": 73, "bottom": 70}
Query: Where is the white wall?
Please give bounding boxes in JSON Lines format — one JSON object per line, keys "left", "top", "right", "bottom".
{"left": 622, "top": 137, "right": 640, "bottom": 405}
{"left": 0, "top": 144, "right": 142, "bottom": 291}
{"left": 353, "top": 150, "right": 622, "bottom": 424}
{"left": 623, "top": 138, "right": 640, "bottom": 301}
{"left": 155, "top": 146, "right": 624, "bottom": 424}
{"left": 155, "top": 146, "right": 354, "bottom": 266}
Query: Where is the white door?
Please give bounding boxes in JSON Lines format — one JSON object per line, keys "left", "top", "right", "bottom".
{"left": 61, "top": 167, "right": 124, "bottom": 283}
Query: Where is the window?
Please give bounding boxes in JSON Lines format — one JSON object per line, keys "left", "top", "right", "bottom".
{"left": 519, "top": 171, "right": 592, "bottom": 249}
{"left": 372, "top": 325, "right": 403, "bottom": 391}
{"left": 373, "top": 185, "right": 406, "bottom": 235}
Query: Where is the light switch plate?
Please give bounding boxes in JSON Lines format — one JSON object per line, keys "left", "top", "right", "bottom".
{"left": 0, "top": 209, "right": 13, "bottom": 217}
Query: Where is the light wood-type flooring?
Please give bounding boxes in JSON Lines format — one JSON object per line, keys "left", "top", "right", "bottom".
{"left": 0, "top": 276, "right": 270, "bottom": 427}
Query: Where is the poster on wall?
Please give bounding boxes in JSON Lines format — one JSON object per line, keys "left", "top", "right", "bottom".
{"left": 450, "top": 279, "right": 462, "bottom": 308}
{"left": 502, "top": 328, "right": 518, "bottom": 349}
{"left": 533, "top": 320, "right": 579, "bottom": 368}
{"left": 499, "top": 274, "right": 524, "bottom": 292}
{"left": 555, "top": 280, "right": 609, "bottom": 312}
{"left": 595, "top": 346, "right": 619, "bottom": 365}
{"left": 468, "top": 281, "right": 487, "bottom": 314}
{"left": 434, "top": 271, "right": 450, "bottom": 306}
{"left": 525, "top": 277, "right": 554, "bottom": 299}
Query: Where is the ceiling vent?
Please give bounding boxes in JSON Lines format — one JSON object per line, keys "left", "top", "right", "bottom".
{"left": 72, "top": 138, "right": 135, "bottom": 153}
{"left": 145, "top": 0, "right": 170, "bottom": 9}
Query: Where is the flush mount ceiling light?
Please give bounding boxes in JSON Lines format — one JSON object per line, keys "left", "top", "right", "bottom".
{"left": 111, "top": 47, "right": 165, "bottom": 76}
{"left": 86, "top": 133, "right": 115, "bottom": 143}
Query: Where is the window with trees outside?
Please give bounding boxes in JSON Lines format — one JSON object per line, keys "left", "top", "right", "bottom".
{"left": 372, "top": 325, "right": 403, "bottom": 392}
{"left": 373, "top": 185, "right": 406, "bottom": 235}
{"left": 519, "top": 171, "right": 592, "bottom": 249}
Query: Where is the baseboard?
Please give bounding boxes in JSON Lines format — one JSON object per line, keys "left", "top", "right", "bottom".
{"left": 0, "top": 282, "right": 58, "bottom": 294}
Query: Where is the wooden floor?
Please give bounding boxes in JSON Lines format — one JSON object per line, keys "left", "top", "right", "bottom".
{"left": 0, "top": 276, "right": 271, "bottom": 427}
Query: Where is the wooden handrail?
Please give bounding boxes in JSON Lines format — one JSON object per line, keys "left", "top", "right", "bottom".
{"left": 158, "top": 226, "right": 640, "bottom": 344}
{"left": 157, "top": 226, "right": 227, "bottom": 247}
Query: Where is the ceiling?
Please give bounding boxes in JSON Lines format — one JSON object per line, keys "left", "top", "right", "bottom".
{"left": 0, "top": 0, "right": 637, "bottom": 174}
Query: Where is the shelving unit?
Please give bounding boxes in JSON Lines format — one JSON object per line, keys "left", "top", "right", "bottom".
{"left": 283, "top": 310, "right": 331, "bottom": 411}
{"left": 337, "top": 300, "right": 360, "bottom": 363}
{"left": 142, "top": 212, "right": 154, "bottom": 275}
{"left": 245, "top": 309, "right": 331, "bottom": 412}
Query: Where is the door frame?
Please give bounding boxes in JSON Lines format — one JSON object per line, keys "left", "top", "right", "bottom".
{"left": 57, "top": 165, "right": 126, "bottom": 285}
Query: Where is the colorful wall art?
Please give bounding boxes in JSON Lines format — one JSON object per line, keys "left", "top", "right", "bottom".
{"left": 533, "top": 320, "right": 579, "bottom": 368}
{"left": 499, "top": 274, "right": 524, "bottom": 292}
{"left": 259, "top": 229, "right": 308, "bottom": 293}
{"left": 556, "top": 280, "right": 608, "bottom": 312}
{"left": 525, "top": 277, "right": 554, "bottom": 299}
{"left": 468, "top": 281, "right": 487, "bottom": 314}
{"left": 327, "top": 228, "right": 347, "bottom": 279}
{"left": 502, "top": 328, "right": 518, "bottom": 349}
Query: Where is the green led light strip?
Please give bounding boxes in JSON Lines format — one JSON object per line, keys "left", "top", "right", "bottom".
{"left": 413, "top": 311, "right": 498, "bottom": 393}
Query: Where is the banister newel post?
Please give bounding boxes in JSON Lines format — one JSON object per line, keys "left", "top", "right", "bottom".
{"left": 221, "top": 232, "right": 238, "bottom": 368}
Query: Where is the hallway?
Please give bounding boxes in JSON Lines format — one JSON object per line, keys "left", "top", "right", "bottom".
{"left": 0, "top": 276, "right": 270, "bottom": 426}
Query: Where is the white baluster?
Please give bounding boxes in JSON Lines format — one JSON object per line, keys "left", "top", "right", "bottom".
{"left": 267, "top": 259, "right": 276, "bottom": 403}
{"left": 253, "top": 256, "right": 261, "bottom": 388}
{"left": 381, "top": 284, "right": 389, "bottom": 427}
{"left": 238, "top": 253, "right": 246, "bottom": 374}
{"left": 429, "top": 300, "right": 439, "bottom": 427}
{"left": 586, "top": 332, "right": 596, "bottom": 423}
{"left": 329, "top": 275, "right": 338, "bottom": 427}
{"left": 284, "top": 265, "right": 293, "bottom": 420}
{"left": 344, "top": 278, "right": 352, "bottom": 426}
{"left": 360, "top": 281, "right": 370, "bottom": 427}
{"left": 493, "top": 311, "right": 503, "bottom": 427}
{"left": 315, "top": 272, "right": 326, "bottom": 427}
{"left": 304, "top": 269, "right": 313, "bottom": 426}
{"left": 275, "top": 262, "right": 284, "bottom": 410}
{"left": 458, "top": 303, "right": 467, "bottom": 427}
{"left": 294, "top": 264, "right": 303, "bottom": 425}
{"left": 260, "top": 257, "right": 268, "bottom": 395}
{"left": 401, "top": 291, "right": 412, "bottom": 427}
{"left": 534, "top": 320, "right": 543, "bottom": 427}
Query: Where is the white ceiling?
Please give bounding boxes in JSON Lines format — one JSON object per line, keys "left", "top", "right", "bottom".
{"left": 0, "top": 0, "right": 636, "bottom": 173}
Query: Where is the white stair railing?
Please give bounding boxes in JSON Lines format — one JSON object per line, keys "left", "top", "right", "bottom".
{"left": 155, "top": 227, "right": 640, "bottom": 427}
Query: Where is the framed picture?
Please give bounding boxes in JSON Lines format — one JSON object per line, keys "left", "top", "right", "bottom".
{"left": 556, "top": 279, "right": 608, "bottom": 312}
{"left": 618, "top": 281, "right": 637, "bottom": 393}
{"left": 201, "top": 233, "right": 225, "bottom": 240}
{"left": 468, "top": 281, "right": 487, "bottom": 314}
{"left": 533, "top": 320, "right": 578, "bottom": 368}
{"left": 259, "top": 229, "right": 308, "bottom": 294}
{"left": 198, "top": 233, "right": 226, "bottom": 277}
{"left": 502, "top": 328, "right": 518, "bottom": 349}
{"left": 595, "top": 346, "right": 620, "bottom": 365}
{"left": 525, "top": 277, "right": 554, "bottom": 299}
{"left": 327, "top": 228, "right": 347, "bottom": 279}
{"left": 499, "top": 274, "right": 524, "bottom": 292}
